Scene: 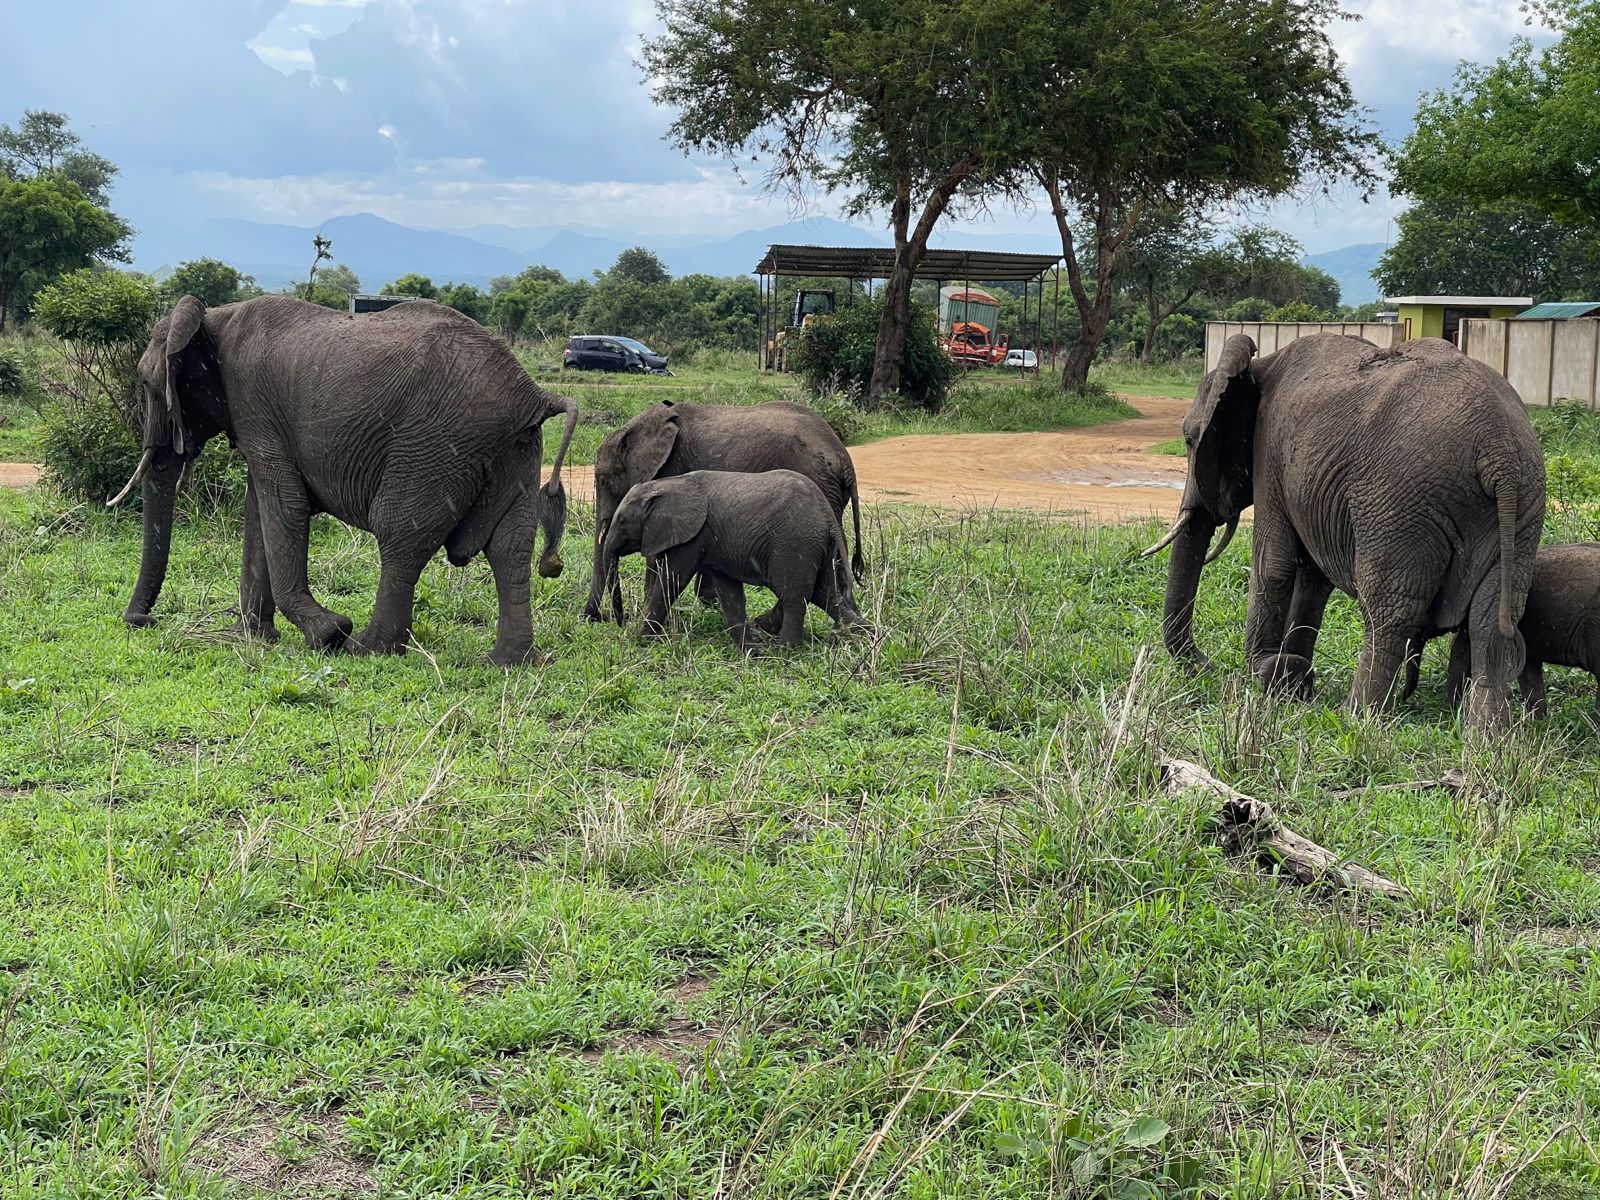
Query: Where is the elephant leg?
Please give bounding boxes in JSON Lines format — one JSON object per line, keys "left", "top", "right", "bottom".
{"left": 1277, "top": 563, "right": 1333, "bottom": 699}
{"left": 1443, "top": 631, "right": 1471, "bottom": 710}
{"left": 348, "top": 544, "right": 429, "bottom": 656}
{"left": 1461, "top": 569, "right": 1522, "bottom": 732}
{"left": 777, "top": 593, "right": 807, "bottom": 647}
{"left": 708, "top": 571, "right": 754, "bottom": 650}
{"left": 1520, "top": 659, "right": 1548, "bottom": 718}
{"left": 643, "top": 554, "right": 693, "bottom": 637}
{"left": 695, "top": 572, "right": 719, "bottom": 609}
{"left": 752, "top": 602, "right": 785, "bottom": 635}
{"left": 254, "top": 471, "right": 352, "bottom": 653}
{"left": 1243, "top": 516, "right": 1310, "bottom": 697}
{"left": 482, "top": 483, "right": 542, "bottom": 666}
{"left": 236, "top": 476, "right": 278, "bottom": 642}
{"left": 814, "top": 554, "right": 863, "bottom": 631}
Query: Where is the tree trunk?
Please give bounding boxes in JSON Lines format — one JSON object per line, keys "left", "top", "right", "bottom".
{"left": 1140, "top": 290, "right": 1160, "bottom": 364}
{"left": 1041, "top": 172, "right": 1144, "bottom": 393}
{"left": 868, "top": 161, "right": 977, "bottom": 405}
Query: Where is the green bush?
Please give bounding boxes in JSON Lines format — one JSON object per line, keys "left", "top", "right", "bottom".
{"left": 38, "top": 392, "right": 142, "bottom": 503}
{"left": 803, "top": 385, "right": 864, "bottom": 443}
{"left": 0, "top": 347, "right": 26, "bottom": 397}
{"left": 790, "top": 296, "right": 957, "bottom": 412}
{"left": 31, "top": 269, "right": 157, "bottom": 347}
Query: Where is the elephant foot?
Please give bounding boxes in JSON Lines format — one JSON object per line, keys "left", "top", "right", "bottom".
{"left": 235, "top": 617, "right": 280, "bottom": 643}
{"left": 123, "top": 609, "right": 158, "bottom": 629}
{"left": 346, "top": 626, "right": 408, "bottom": 656}
{"left": 1255, "top": 653, "right": 1315, "bottom": 701}
{"left": 487, "top": 643, "right": 547, "bottom": 667}
{"left": 751, "top": 608, "right": 784, "bottom": 636}
{"left": 301, "top": 611, "right": 355, "bottom": 654}
{"left": 641, "top": 618, "right": 668, "bottom": 638}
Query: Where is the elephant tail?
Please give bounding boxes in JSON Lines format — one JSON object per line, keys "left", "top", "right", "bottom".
{"left": 1495, "top": 475, "right": 1521, "bottom": 639}
{"left": 536, "top": 395, "right": 578, "bottom": 578}
{"left": 848, "top": 478, "right": 864, "bottom": 580}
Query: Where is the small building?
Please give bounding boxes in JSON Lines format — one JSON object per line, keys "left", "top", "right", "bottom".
{"left": 1514, "top": 301, "right": 1600, "bottom": 320}
{"left": 1386, "top": 295, "right": 1531, "bottom": 346}
{"left": 349, "top": 294, "right": 418, "bottom": 315}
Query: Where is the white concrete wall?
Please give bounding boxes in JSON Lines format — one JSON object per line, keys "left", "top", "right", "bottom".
{"left": 1461, "top": 318, "right": 1600, "bottom": 407}
{"left": 1203, "top": 322, "right": 1402, "bottom": 372}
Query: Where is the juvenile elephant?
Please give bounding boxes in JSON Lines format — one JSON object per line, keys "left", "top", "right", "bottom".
{"left": 1144, "top": 334, "right": 1545, "bottom": 730}
{"left": 112, "top": 294, "right": 578, "bottom": 664}
{"left": 1404, "top": 543, "right": 1600, "bottom": 717}
{"left": 599, "top": 469, "right": 862, "bottom": 648}
{"left": 582, "top": 400, "right": 863, "bottom": 623}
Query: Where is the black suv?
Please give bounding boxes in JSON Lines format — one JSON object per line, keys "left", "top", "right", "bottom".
{"left": 562, "top": 335, "right": 670, "bottom": 374}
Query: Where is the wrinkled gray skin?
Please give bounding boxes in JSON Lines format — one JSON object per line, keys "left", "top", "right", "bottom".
{"left": 114, "top": 294, "right": 578, "bottom": 665}
{"left": 599, "top": 469, "right": 862, "bottom": 648}
{"left": 1402, "top": 543, "right": 1600, "bottom": 717}
{"left": 583, "top": 400, "right": 863, "bottom": 623}
{"left": 1148, "top": 333, "right": 1545, "bottom": 731}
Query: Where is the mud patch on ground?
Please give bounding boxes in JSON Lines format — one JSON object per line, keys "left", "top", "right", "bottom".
{"left": 202, "top": 1105, "right": 373, "bottom": 1196}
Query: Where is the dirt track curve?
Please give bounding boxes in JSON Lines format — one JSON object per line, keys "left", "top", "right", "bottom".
{"left": 1, "top": 395, "right": 1194, "bottom": 523}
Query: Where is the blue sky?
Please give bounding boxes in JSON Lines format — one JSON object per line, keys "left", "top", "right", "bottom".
{"left": 0, "top": 0, "right": 1555, "bottom": 257}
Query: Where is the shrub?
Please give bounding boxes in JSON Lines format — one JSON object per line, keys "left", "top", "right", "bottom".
{"left": 38, "top": 391, "right": 142, "bottom": 503}
{"left": 32, "top": 269, "right": 156, "bottom": 428}
{"left": 790, "top": 296, "right": 957, "bottom": 412}
{"left": 0, "top": 347, "right": 26, "bottom": 397}
{"left": 804, "top": 383, "right": 864, "bottom": 443}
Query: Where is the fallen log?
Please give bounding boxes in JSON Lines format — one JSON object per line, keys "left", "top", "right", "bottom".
{"left": 1160, "top": 756, "right": 1411, "bottom": 902}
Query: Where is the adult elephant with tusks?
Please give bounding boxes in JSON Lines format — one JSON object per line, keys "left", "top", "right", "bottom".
{"left": 111, "top": 294, "right": 578, "bottom": 665}
{"left": 1143, "top": 333, "right": 1544, "bottom": 732}
{"left": 583, "top": 400, "right": 864, "bottom": 626}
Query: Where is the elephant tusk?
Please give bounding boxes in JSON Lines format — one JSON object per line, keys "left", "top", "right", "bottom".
{"left": 1204, "top": 516, "right": 1239, "bottom": 564}
{"left": 1138, "top": 509, "right": 1191, "bottom": 559}
{"left": 107, "top": 448, "right": 156, "bottom": 507}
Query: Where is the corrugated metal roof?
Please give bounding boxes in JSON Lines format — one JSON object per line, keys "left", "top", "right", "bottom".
{"left": 753, "top": 244, "right": 1061, "bottom": 281}
{"left": 1513, "top": 301, "right": 1600, "bottom": 320}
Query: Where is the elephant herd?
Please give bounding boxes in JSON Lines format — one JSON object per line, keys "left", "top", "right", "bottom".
{"left": 112, "top": 295, "right": 1598, "bottom": 732}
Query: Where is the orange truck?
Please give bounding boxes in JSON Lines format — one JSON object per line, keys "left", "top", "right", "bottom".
{"left": 938, "top": 285, "right": 1009, "bottom": 367}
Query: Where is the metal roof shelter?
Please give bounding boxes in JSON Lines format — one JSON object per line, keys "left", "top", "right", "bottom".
{"left": 1515, "top": 301, "right": 1600, "bottom": 320}
{"left": 754, "top": 243, "right": 1065, "bottom": 372}
{"left": 753, "top": 244, "right": 1062, "bottom": 281}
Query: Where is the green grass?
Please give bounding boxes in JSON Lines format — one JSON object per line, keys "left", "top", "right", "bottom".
{"left": 3, "top": 472, "right": 1600, "bottom": 1197}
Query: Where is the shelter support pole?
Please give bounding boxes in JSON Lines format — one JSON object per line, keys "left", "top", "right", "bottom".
{"left": 1051, "top": 267, "right": 1060, "bottom": 375}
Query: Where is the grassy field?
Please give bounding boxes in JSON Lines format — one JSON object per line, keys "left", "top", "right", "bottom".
{"left": 4, "top": 385, "right": 1600, "bottom": 1196}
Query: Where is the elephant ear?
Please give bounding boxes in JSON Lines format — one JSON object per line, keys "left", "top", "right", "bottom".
{"left": 641, "top": 480, "right": 708, "bottom": 559}
{"left": 1189, "top": 334, "right": 1260, "bottom": 520}
{"left": 158, "top": 295, "right": 207, "bottom": 456}
{"left": 624, "top": 406, "right": 680, "bottom": 483}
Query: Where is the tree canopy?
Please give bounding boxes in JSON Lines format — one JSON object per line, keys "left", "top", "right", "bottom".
{"left": 609, "top": 248, "right": 670, "bottom": 286}
{"left": 160, "top": 258, "right": 258, "bottom": 308}
{"left": 1377, "top": 196, "right": 1600, "bottom": 300}
{"left": 643, "top": 0, "right": 1028, "bottom": 400}
{"left": 1391, "top": 0, "right": 1600, "bottom": 231}
{"left": 0, "top": 110, "right": 130, "bottom": 331}
{"left": 1012, "top": 0, "right": 1375, "bottom": 385}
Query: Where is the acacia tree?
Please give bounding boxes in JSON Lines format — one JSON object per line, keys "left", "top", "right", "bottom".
{"left": 643, "top": 0, "right": 1024, "bottom": 402}
{"left": 1014, "top": 0, "right": 1375, "bottom": 387}
{"left": 1393, "top": 0, "right": 1600, "bottom": 232}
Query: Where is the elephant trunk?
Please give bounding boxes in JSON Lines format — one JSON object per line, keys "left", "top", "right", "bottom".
{"left": 584, "top": 512, "right": 612, "bottom": 621}
{"left": 122, "top": 448, "right": 186, "bottom": 627}
{"left": 597, "top": 532, "right": 625, "bottom": 625}
{"left": 1159, "top": 508, "right": 1219, "bottom": 667}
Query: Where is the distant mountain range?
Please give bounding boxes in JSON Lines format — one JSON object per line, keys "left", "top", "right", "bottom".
{"left": 132, "top": 212, "right": 1387, "bottom": 305}
{"left": 1303, "top": 242, "right": 1385, "bottom": 307}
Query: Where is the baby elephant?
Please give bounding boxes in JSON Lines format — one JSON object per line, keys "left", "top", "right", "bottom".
{"left": 600, "top": 469, "right": 862, "bottom": 648}
{"left": 1418, "top": 543, "right": 1600, "bottom": 716}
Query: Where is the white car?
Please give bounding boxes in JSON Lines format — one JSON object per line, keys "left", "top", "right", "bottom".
{"left": 1003, "top": 348, "right": 1038, "bottom": 370}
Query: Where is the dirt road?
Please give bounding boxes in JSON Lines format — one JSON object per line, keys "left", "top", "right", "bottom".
{"left": 559, "top": 394, "right": 1190, "bottom": 522}
{"left": 1, "top": 395, "right": 1193, "bottom": 523}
